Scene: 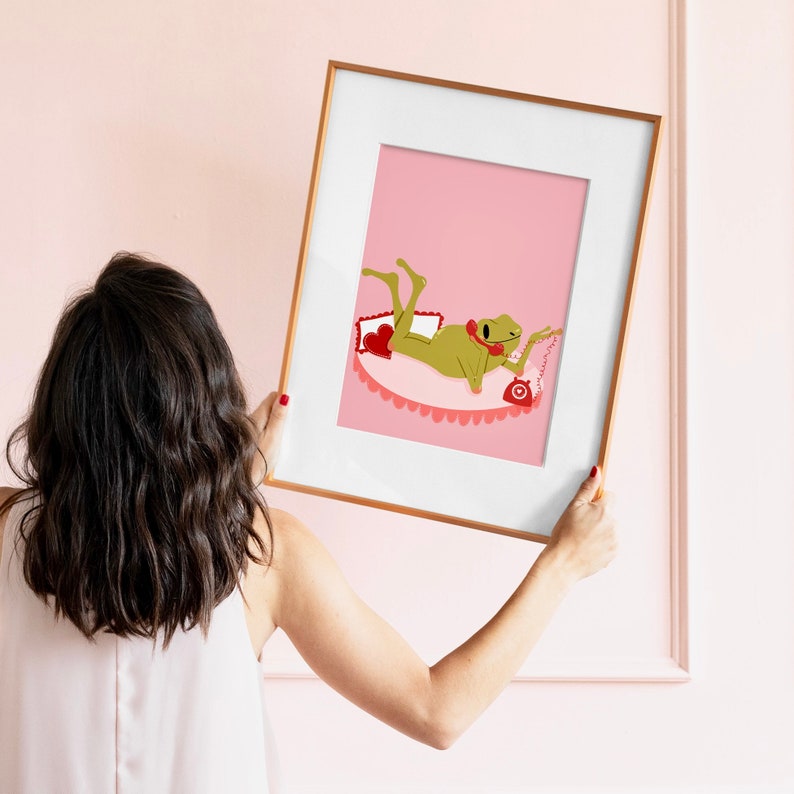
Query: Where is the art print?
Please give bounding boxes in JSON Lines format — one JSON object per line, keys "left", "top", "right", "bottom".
{"left": 337, "top": 145, "right": 588, "bottom": 466}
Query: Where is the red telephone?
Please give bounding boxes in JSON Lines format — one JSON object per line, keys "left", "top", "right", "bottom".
{"left": 502, "top": 376, "right": 535, "bottom": 407}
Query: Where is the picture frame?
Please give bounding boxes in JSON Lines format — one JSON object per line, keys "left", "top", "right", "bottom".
{"left": 269, "top": 61, "right": 663, "bottom": 543}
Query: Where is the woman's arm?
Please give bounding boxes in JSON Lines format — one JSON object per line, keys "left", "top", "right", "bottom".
{"left": 261, "top": 468, "right": 617, "bottom": 750}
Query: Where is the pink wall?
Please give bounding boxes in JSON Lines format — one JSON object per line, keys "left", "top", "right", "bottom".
{"left": 1, "top": 1, "right": 792, "bottom": 791}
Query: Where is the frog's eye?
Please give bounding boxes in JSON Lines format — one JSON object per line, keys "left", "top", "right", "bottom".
{"left": 483, "top": 323, "right": 490, "bottom": 340}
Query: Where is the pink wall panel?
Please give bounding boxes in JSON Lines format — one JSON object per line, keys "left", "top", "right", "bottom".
{"left": 1, "top": 1, "right": 792, "bottom": 792}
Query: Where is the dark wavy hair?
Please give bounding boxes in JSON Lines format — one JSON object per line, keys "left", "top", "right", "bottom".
{"left": 2, "top": 252, "right": 271, "bottom": 645}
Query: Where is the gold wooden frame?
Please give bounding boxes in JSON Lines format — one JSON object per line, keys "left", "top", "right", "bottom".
{"left": 269, "top": 61, "right": 663, "bottom": 544}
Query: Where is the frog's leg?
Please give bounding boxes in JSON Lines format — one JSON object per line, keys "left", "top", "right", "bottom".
{"left": 362, "top": 259, "right": 433, "bottom": 362}
{"left": 361, "top": 268, "right": 403, "bottom": 323}
{"left": 388, "top": 259, "right": 439, "bottom": 361}
{"left": 391, "top": 259, "right": 426, "bottom": 338}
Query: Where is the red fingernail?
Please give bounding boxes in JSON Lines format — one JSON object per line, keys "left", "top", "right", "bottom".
{"left": 590, "top": 465, "right": 598, "bottom": 478}
{"left": 279, "top": 393, "right": 290, "bottom": 406}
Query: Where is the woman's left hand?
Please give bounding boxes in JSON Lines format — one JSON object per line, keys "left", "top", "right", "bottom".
{"left": 249, "top": 392, "right": 289, "bottom": 485}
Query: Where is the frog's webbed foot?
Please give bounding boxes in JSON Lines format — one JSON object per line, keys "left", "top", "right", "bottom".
{"left": 362, "top": 268, "right": 400, "bottom": 293}
{"left": 528, "top": 325, "right": 553, "bottom": 344}
{"left": 395, "top": 258, "right": 427, "bottom": 292}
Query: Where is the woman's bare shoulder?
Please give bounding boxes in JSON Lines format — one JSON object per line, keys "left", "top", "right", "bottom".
{"left": 0, "top": 487, "right": 24, "bottom": 518}
{"left": 252, "top": 507, "right": 313, "bottom": 575}
{"left": 0, "top": 487, "right": 24, "bottom": 559}
{"left": 265, "top": 507, "right": 336, "bottom": 573}
{"left": 250, "top": 507, "right": 335, "bottom": 605}
{"left": 267, "top": 507, "right": 301, "bottom": 529}
{"left": 268, "top": 507, "right": 314, "bottom": 547}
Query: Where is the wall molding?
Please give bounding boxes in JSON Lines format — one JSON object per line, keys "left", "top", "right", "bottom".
{"left": 263, "top": 0, "right": 690, "bottom": 684}
{"left": 283, "top": 786, "right": 792, "bottom": 794}
{"left": 667, "top": 0, "right": 690, "bottom": 679}
{"left": 261, "top": 649, "right": 690, "bottom": 683}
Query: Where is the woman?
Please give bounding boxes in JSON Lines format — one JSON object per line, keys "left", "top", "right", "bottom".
{"left": 0, "top": 253, "right": 617, "bottom": 793}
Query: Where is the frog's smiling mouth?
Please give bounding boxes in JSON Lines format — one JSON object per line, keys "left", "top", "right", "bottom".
{"left": 484, "top": 327, "right": 522, "bottom": 344}
{"left": 491, "top": 333, "right": 521, "bottom": 343}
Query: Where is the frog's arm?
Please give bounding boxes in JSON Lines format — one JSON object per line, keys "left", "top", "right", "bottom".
{"left": 502, "top": 327, "right": 561, "bottom": 376}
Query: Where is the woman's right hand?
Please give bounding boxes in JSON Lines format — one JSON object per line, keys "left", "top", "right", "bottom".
{"left": 540, "top": 466, "right": 619, "bottom": 585}
{"left": 248, "top": 392, "right": 289, "bottom": 485}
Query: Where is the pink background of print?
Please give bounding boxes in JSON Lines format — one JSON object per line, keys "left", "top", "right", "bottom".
{"left": 336, "top": 144, "right": 588, "bottom": 465}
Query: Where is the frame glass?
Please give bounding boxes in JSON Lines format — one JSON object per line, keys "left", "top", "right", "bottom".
{"left": 269, "top": 62, "right": 663, "bottom": 543}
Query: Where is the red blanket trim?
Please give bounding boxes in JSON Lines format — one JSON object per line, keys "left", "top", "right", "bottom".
{"left": 352, "top": 356, "right": 540, "bottom": 426}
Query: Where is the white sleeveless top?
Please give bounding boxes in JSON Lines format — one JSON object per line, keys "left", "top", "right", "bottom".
{"left": 0, "top": 497, "right": 280, "bottom": 793}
